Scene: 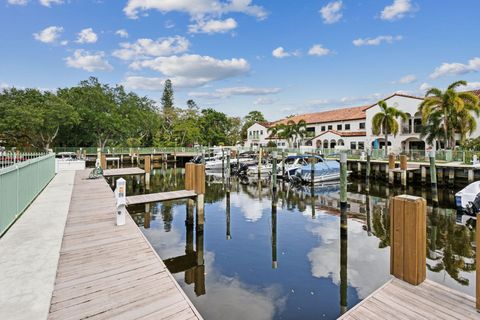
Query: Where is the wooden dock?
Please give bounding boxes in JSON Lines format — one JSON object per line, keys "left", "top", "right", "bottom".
{"left": 126, "top": 190, "right": 197, "bottom": 206}
{"left": 339, "top": 278, "right": 478, "bottom": 320}
{"left": 48, "top": 170, "right": 202, "bottom": 320}
{"left": 103, "top": 167, "right": 145, "bottom": 177}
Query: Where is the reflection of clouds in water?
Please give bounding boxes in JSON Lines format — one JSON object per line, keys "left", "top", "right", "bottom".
{"left": 306, "top": 213, "right": 390, "bottom": 299}
{"left": 189, "top": 252, "right": 286, "bottom": 320}
{"left": 221, "top": 191, "right": 271, "bottom": 222}
{"left": 142, "top": 222, "right": 185, "bottom": 259}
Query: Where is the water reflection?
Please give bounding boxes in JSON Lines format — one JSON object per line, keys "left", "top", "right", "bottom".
{"left": 123, "top": 166, "right": 476, "bottom": 320}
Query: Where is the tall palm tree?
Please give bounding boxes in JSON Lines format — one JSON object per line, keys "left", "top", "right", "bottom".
{"left": 419, "top": 80, "right": 479, "bottom": 149}
{"left": 278, "top": 122, "right": 295, "bottom": 148}
{"left": 372, "top": 100, "right": 408, "bottom": 157}
{"left": 292, "top": 119, "right": 307, "bottom": 147}
{"left": 267, "top": 124, "right": 282, "bottom": 146}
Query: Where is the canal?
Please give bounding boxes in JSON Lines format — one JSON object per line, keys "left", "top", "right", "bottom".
{"left": 113, "top": 164, "right": 476, "bottom": 320}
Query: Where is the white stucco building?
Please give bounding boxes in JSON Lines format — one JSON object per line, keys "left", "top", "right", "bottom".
{"left": 244, "top": 91, "right": 480, "bottom": 154}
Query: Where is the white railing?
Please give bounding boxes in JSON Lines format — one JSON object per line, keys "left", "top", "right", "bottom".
{"left": 0, "top": 151, "right": 49, "bottom": 170}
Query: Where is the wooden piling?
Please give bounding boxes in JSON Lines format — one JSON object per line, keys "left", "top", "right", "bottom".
{"left": 421, "top": 166, "right": 427, "bottom": 184}
{"left": 388, "top": 154, "right": 395, "bottom": 170}
{"left": 222, "top": 148, "right": 225, "bottom": 179}
{"left": 468, "top": 169, "right": 474, "bottom": 183}
{"left": 100, "top": 153, "right": 107, "bottom": 170}
{"left": 281, "top": 150, "right": 285, "bottom": 177}
{"left": 258, "top": 147, "right": 262, "bottom": 178}
{"left": 429, "top": 155, "right": 438, "bottom": 204}
{"left": 340, "top": 152, "right": 347, "bottom": 206}
{"left": 390, "top": 195, "right": 426, "bottom": 285}
{"left": 272, "top": 191, "right": 278, "bottom": 269}
{"left": 366, "top": 150, "right": 371, "bottom": 192}
{"left": 448, "top": 168, "right": 455, "bottom": 185}
{"left": 195, "top": 164, "right": 206, "bottom": 225}
{"left": 400, "top": 155, "right": 408, "bottom": 170}
{"left": 272, "top": 154, "right": 277, "bottom": 191}
{"left": 310, "top": 156, "right": 315, "bottom": 186}
{"left": 185, "top": 163, "right": 195, "bottom": 191}
{"left": 340, "top": 152, "right": 348, "bottom": 315}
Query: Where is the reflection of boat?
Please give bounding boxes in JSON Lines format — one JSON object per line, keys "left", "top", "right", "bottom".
{"left": 455, "top": 181, "right": 480, "bottom": 216}
{"left": 291, "top": 155, "right": 346, "bottom": 183}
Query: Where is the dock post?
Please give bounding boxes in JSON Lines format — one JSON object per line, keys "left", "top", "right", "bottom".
{"left": 390, "top": 195, "right": 426, "bottom": 285}
{"left": 339, "top": 151, "right": 348, "bottom": 315}
{"left": 281, "top": 150, "right": 285, "bottom": 177}
{"left": 357, "top": 162, "right": 362, "bottom": 177}
{"left": 468, "top": 169, "right": 474, "bottom": 183}
{"left": 448, "top": 168, "right": 454, "bottom": 185}
{"left": 366, "top": 149, "right": 371, "bottom": 188}
{"left": 195, "top": 164, "right": 206, "bottom": 225}
{"left": 258, "top": 147, "right": 262, "bottom": 178}
{"left": 272, "top": 151, "right": 278, "bottom": 191}
{"left": 144, "top": 155, "right": 151, "bottom": 190}
{"left": 421, "top": 166, "right": 427, "bottom": 184}
{"left": 185, "top": 162, "right": 196, "bottom": 227}
{"left": 388, "top": 154, "right": 395, "bottom": 171}
{"left": 310, "top": 156, "right": 315, "bottom": 186}
{"left": 236, "top": 148, "right": 240, "bottom": 171}
{"left": 100, "top": 153, "right": 107, "bottom": 170}
{"left": 401, "top": 171, "right": 407, "bottom": 188}
{"left": 222, "top": 148, "right": 225, "bottom": 179}
{"left": 271, "top": 190, "right": 278, "bottom": 269}
{"left": 115, "top": 178, "right": 127, "bottom": 226}
{"left": 437, "top": 167, "right": 443, "bottom": 184}
{"left": 429, "top": 153, "right": 439, "bottom": 204}
{"left": 226, "top": 149, "right": 231, "bottom": 181}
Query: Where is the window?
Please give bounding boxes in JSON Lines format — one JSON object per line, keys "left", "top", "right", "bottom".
{"left": 328, "top": 125, "right": 333, "bottom": 130}
{"left": 359, "top": 122, "right": 365, "bottom": 129}
{"left": 321, "top": 126, "right": 325, "bottom": 131}
{"left": 337, "top": 124, "right": 342, "bottom": 131}
{"left": 249, "top": 131, "right": 252, "bottom": 136}
{"left": 358, "top": 142, "right": 365, "bottom": 150}
{"left": 350, "top": 142, "right": 357, "bottom": 149}
{"left": 345, "top": 124, "right": 350, "bottom": 130}
{"left": 260, "top": 130, "right": 263, "bottom": 135}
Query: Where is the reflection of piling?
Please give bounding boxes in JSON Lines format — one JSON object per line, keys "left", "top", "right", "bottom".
{"left": 226, "top": 184, "right": 231, "bottom": 240}
{"left": 429, "top": 154, "right": 438, "bottom": 204}
{"left": 388, "top": 154, "right": 395, "bottom": 185}
{"left": 390, "top": 195, "right": 426, "bottom": 285}
{"left": 144, "top": 203, "right": 151, "bottom": 229}
{"left": 311, "top": 185, "right": 315, "bottom": 219}
{"left": 340, "top": 152, "right": 347, "bottom": 206}
{"left": 340, "top": 151, "right": 348, "bottom": 315}
{"left": 195, "top": 223, "right": 206, "bottom": 296}
{"left": 271, "top": 191, "right": 278, "bottom": 269}
{"left": 365, "top": 191, "right": 371, "bottom": 236}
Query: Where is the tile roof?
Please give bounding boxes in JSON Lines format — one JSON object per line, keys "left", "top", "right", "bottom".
{"left": 309, "top": 130, "right": 367, "bottom": 140}
{"left": 272, "top": 105, "right": 368, "bottom": 126}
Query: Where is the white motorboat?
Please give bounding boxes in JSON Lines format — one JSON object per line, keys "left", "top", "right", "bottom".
{"left": 247, "top": 163, "right": 273, "bottom": 176}
{"left": 291, "top": 155, "right": 349, "bottom": 184}
{"left": 455, "top": 181, "right": 480, "bottom": 216}
{"left": 277, "top": 156, "right": 310, "bottom": 177}
{"left": 206, "top": 157, "right": 256, "bottom": 170}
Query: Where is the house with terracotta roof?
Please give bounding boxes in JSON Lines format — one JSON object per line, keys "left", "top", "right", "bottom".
{"left": 245, "top": 122, "right": 273, "bottom": 148}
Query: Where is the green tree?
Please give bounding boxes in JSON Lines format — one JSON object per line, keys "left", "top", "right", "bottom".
{"left": 0, "top": 88, "right": 78, "bottom": 150}
{"left": 420, "top": 81, "right": 480, "bottom": 149}
{"left": 241, "top": 110, "right": 267, "bottom": 140}
{"left": 161, "top": 79, "right": 174, "bottom": 112}
{"left": 371, "top": 100, "right": 407, "bottom": 157}
{"left": 199, "top": 108, "right": 231, "bottom": 146}
{"left": 292, "top": 119, "right": 307, "bottom": 147}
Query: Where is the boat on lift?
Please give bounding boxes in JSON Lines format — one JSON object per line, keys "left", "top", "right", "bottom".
{"left": 290, "top": 155, "right": 346, "bottom": 183}
{"left": 455, "top": 181, "right": 480, "bottom": 217}
{"left": 277, "top": 155, "right": 311, "bottom": 177}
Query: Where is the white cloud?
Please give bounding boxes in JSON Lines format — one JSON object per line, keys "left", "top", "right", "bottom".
{"left": 419, "top": 83, "right": 432, "bottom": 92}
{"left": 272, "top": 47, "right": 300, "bottom": 59}
{"left": 115, "top": 29, "right": 129, "bottom": 38}
{"left": 33, "top": 26, "right": 63, "bottom": 43}
{"left": 308, "top": 44, "right": 331, "bottom": 56}
{"left": 7, "top": 0, "right": 28, "bottom": 4}
{"left": 353, "top": 35, "right": 402, "bottom": 46}
{"left": 430, "top": 57, "right": 480, "bottom": 79}
{"left": 396, "top": 74, "right": 417, "bottom": 84}
{"left": 65, "top": 50, "right": 113, "bottom": 72}
{"left": 128, "top": 54, "right": 250, "bottom": 88}
{"left": 113, "top": 36, "right": 190, "bottom": 60}
{"left": 189, "top": 18, "right": 237, "bottom": 34}
{"left": 123, "top": 76, "right": 167, "bottom": 91}
{"left": 380, "top": 0, "right": 415, "bottom": 21}
{"left": 459, "top": 82, "right": 480, "bottom": 91}
{"left": 123, "top": 0, "right": 267, "bottom": 20}
{"left": 76, "top": 28, "right": 98, "bottom": 44}
{"left": 39, "top": 0, "right": 63, "bottom": 6}
{"left": 254, "top": 97, "right": 276, "bottom": 105}
{"left": 319, "top": 1, "right": 343, "bottom": 24}
{"left": 190, "top": 86, "right": 281, "bottom": 99}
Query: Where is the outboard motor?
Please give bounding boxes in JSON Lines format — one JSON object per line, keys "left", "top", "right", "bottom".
{"left": 191, "top": 155, "right": 202, "bottom": 164}
{"left": 465, "top": 193, "right": 480, "bottom": 216}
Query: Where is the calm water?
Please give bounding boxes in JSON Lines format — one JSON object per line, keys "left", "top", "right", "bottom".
{"left": 111, "top": 164, "right": 477, "bottom": 320}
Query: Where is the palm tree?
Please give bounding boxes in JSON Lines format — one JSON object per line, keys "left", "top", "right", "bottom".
{"left": 292, "top": 119, "right": 307, "bottom": 147}
{"left": 372, "top": 100, "right": 408, "bottom": 157}
{"left": 419, "top": 80, "right": 479, "bottom": 149}
{"left": 267, "top": 124, "right": 282, "bottom": 146}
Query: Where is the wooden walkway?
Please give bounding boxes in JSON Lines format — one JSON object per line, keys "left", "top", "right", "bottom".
{"left": 48, "top": 170, "right": 202, "bottom": 320}
{"left": 103, "top": 167, "right": 145, "bottom": 177}
{"left": 126, "top": 190, "right": 197, "bottom": 206}
{"left": 339, "top": 278, "right": 478, "bottom": 320}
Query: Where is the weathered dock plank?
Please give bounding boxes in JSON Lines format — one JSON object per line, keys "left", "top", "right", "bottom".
{"left": 103, "top": 167, "right": 145, "bottom": 177}
{"left": 338, "top": 278, "right": 478, "bottom": 320}
{"left": 126, "top": 190, "right": 197, "bottom": 206}
{"left": 48, "top": 170, "right": 202, "bottom": 320}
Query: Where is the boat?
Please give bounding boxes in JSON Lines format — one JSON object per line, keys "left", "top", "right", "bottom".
{"left": 455, "top": 181, "right": 480, "bottom": 216}
{"left": 277, "top": 155, "right": 311, "bottom": 177}
{"left": 247, "top": 162, "right": 273, "bottom": 176}
{"left": 291, "top": 155, "right": 346, "bottom": 183}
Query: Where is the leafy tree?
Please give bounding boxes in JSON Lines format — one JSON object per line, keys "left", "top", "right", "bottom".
{"left": 227, "top": 116, "right": 242, "bottom": 145}
{"left": 241, "top": 110, "right": 267, "bottom": 139}
{"left": 371, "top": 100, "right": 407, "bottom": 157}
{"left": 0, "top": 88, "right": 78, "bottom": 150}
{"left": 292, "top": 119, "right": 307, "bottom": 147}
{"left": 161, "top": 79, "right": 174, "bottom": 112}
{"left": 199, "top": 108, "right": 231, "bottom": 146}
{"left": 420, "top": 81, "right": 480, "bottom": 149}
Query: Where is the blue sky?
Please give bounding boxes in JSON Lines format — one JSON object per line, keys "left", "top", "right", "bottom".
{"left": 1, "top": 0, "right": 479, "bottom": 120}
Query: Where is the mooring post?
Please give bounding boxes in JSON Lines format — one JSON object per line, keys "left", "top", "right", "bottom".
{"left": 195, "top": 164, "right": 206, "bottom": 225}
{"left": 258, "top": 147, "right": 262, "bottom": 178}
{"left": 390, "top": 195, "right": 426, "bottom": 285}
{"left": 272, "top": 151, "right": 278, "bottom": 191}
{"left": 115, "top": 178, "right": 127, "bottom": 226}
{"left": 144, "top": 155, "right": 151, "bottom": 190}
{"left": 448, "top": 168, "right": 455, "bottom": 186}
{"left": 271, "top": 191, "right": 278, "bottom": 269}
{"left": 222, "top": 148, "right": 225, "bottom": 179}
{"left": 226, "top": 149, "right": 231, "bottom": 181}
{"left": 429, "top": 152, "right": 439, "bottom": 204}
{"left": 310, "top": 156, "right": 315, "bottom": 186}
{"left": 281, "top": 150, "right": 286, "bottom": 177}
{"left": 421, "top": 166, "right": 427, "bottom": 184}
{"left": 185, "top": 162, "right": 196, "bottom": 225}
{"left": 339, "top": 151, "right": 348, "bottom": 315}
{"left": 366, "top": 149, "right": 371, "bottom": 191}
{"left": 468, "top": 169, "right": 474, "bottom": 183}
{"left": 100, "top": 153, "right": 107, "bottom": 170}
{"left": 236, "top": 148, "right": 240, "bottom": 170}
